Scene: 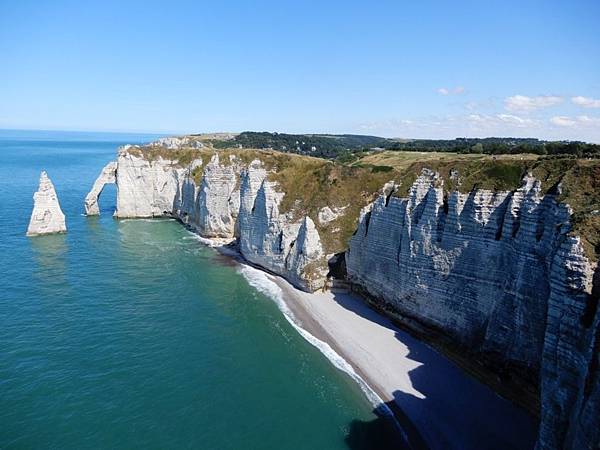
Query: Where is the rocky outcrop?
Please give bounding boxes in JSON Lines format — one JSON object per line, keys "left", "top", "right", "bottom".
{"left": 151, "top": 136, "right": 204, "bottom": 149}
{"left": 237, "top": 160, "right": 326, "bottom": 291}
{"left": 196, "top": 154, "right": 240, "bottom": 238}
{"left": 114, "top": 146, "right": 185, "bottom": 218}
{"left": 346, "top": 169, "right": 599, "bottom": 450}
{"left": 27, "top": 171, "right": 67, "bottom": 236}
{"left": 106, "top": 147, "right": 327, "bottom": 290}
{"left": 84, "top": 161, "right": 117, "bottom": 215}
{"left": 318, "top": 205, "right": 348, "bottom": 225}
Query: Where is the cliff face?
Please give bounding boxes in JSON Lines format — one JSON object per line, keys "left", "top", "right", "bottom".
{"left": 236, "top": 160, "right": 326, "bottom": 291}
{"left": 347, "top": 169, "right": 599, "bottom": 450}
{"left": 114, "top": 146, "right": 184, "bottom": 218}
{"left": 27, "top": 171, "right": 67, "bottom": 236}
{"left": 99, "top": 147, "right": 327, "bottom": 291}
{"left": 87, "top": 141, "right": 599, "bottom": 450}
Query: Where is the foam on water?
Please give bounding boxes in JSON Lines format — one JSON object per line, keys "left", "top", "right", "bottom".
{"left": 237, "top": 264, "right": 398, "bottom": 420}
{"left": 181, "top": 227, "right": 401, "bottom": 428}
{"left": 120, "top": 218, "right": 176, "bottom": 223}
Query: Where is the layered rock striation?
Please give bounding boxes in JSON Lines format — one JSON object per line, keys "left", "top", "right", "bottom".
{"left": 27, "top": 171, "right": 67, "bottom": 236}
{"left": 347, "top": 169, "right": 599, "bottom": 450}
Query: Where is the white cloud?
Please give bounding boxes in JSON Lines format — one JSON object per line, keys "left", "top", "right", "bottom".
{"left": 549, "top": 115, "right": 600, "bottom": 128}
{"left": 437, "top": 86, "right": 465, "bottom": 96}
{"left": 466, "top": 113, "right": 537, "bottom": 128}
{"left": 577, "top": 115, "right": 600, "bottom": 125}
{"left": 497, "top": 114, "right": 534, "bottom": 126}
{"left": 504, "top": 95, "right": 563, "bottom": 112}
{"left": 550, "top": 116, "right": 576, "bottom": 127}
{"left": 572, "top": 96, "right": 600, "bottom": 108}
{"left": 356, "top": 113, "right": 600, "bottom": 142}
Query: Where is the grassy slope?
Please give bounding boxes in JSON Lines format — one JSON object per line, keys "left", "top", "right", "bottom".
{"left": 128, "top": 142, "right": 599, "bottom": 262}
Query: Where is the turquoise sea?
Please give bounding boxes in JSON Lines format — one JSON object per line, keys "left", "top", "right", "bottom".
{"left": 0, "top": 130, "right": 386, "bottom": 449}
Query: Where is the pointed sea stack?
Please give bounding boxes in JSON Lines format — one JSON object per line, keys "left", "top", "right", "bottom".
{"left": 26, "top": 171, "right": 67, "bottom": 236}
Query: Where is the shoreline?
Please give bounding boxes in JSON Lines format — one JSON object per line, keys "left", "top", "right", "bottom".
{"left": 184, "top": 226, "right": 538, "bottom": 449}
{"left": 269, "top": 275, "right": 538, "bottom": 450}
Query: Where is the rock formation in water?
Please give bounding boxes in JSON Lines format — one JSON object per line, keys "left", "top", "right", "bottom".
{"left": 27, "top": 171, "right": 67, "bottom": 236}
{"left": 88, "top": 139, "right": 599, "bottom": 450}
{"left": 84, "top": 161, "right": 117, "bottom": 215}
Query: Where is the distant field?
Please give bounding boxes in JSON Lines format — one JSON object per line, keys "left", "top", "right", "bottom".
{"left": 355, "top": 150, "right": 540, "bottom": 170}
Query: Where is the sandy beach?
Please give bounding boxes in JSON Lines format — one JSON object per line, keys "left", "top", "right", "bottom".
{"left": 271, "top": 276, "right": 538, "bottom": 450}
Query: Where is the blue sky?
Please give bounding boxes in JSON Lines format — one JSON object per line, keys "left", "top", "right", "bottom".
{"left": 1, "top": 0, "right": 599, "bottom": 141}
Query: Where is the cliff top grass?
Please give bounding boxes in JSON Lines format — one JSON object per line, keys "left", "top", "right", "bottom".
{"left": 356, "top": 151, "right": 599, "bottom": 261}
{"left": 126, "top": 143, "right": 599, "bottom": 262}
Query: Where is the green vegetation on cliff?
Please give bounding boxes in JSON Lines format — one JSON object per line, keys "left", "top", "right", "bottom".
{"left": 127, "top": 141, "right": 599, "bottom": 261}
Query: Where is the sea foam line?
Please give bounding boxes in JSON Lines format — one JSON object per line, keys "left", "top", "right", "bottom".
{"left": 237, "top": 264, "right": 397, "bottom": 417}
{"left": 184, "top": 227, "right": 406, "bottom": 441}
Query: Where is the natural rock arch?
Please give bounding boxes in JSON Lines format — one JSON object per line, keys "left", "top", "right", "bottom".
{"left": 85, "top": 161, "right": 117, "bottom": 215}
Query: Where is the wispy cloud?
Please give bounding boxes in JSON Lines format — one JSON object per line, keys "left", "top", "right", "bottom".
{"left": 504, "top": 95, "right": 563, "bottom": 112}
{"left": 357, "top": 112, "right": 600, "bottom": 142}
{"left": 467, "top": 113, "right": 539, "bottom": 129}
{"left": 577, "top": 115, "right": 600, "bottom": 125}
{"left": 437, "top": 86, "right": 465, "bottom": 96}
{"left": 571, "top": 96, "right": 600, "bottom": 108}
{"left": 550, "top": 115, "right": 600, "bottom": 127}
{"left": 550, "top": 116, "right": 576, "bottom": 127}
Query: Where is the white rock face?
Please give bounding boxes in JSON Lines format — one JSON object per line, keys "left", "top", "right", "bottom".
{"left": 346, "top": 169, "right": 599, "bottom": 450}
{"left": 237, "top": 160, "right": 326, "bottom": 291}
{"left": 26, "top": 171, "right": 67, "bottom": 236}
{"left": 317, "top": 205, "right": 348, "bottom": 225}
{"left": 113, "top": 149, "right": 326, "bottom": 290}
{"left": 150, "top": 136, "right": 203, "bottom": 149}
{"left": 84, "top": 161, "right": 117, "bottom": 215}
{"left": 114, "top": 147, "right": 185, "bottom": 218}
{"left": 196, "top": 154, "right": 239, "bottom": 237}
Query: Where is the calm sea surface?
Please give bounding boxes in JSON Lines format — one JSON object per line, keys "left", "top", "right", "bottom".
{"left": 0, "top": 130, "right": 379, "bottom": 449}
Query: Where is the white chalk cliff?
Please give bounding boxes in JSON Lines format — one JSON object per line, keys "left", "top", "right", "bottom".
{"left": 86, "top": 144, "right": 599, "bottom": 450}
{"left": 346, "top": 169, "right": 599, "bottom": 450}
{"left": 27, "top": 171, "right": 67, "bottom": 236}
{"left": 86, "top": 147, "right": 326, "bottom": 291}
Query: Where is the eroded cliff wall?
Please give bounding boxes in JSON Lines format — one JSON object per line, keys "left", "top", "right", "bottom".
{"left": 346, "top": 169, "right": 599, "bottom": 450}
{"left": 104, "top": 146, "right": 327, "bottom": 291}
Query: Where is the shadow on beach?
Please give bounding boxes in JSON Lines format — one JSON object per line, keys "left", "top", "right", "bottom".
{"left": 345, "top": 397, "right": 413, "bottom": 450}
{"left": 332, "top": 291, "right": 539, "bottom": 450}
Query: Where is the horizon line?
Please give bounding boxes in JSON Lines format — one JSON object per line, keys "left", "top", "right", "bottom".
{"left": 0, "top": 127, "right": 596, "bottom": 144}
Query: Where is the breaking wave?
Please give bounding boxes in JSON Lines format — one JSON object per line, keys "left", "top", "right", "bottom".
{"left": 237, "top": 264, "right": 395, "bottom": 416}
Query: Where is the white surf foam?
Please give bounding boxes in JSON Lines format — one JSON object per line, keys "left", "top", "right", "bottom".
{"left": 120, "top": 218, "right": 175, "bottom": 223}
{"left": 237, "top": 264, "right": 397, "bottom": 418}
{"left": 178, "top": 225, "right": 404, "bottom": 439}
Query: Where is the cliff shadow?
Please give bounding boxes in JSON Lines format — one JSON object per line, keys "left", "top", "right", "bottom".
{"left": 344, "top": 398, "right": 414, "bottom": 450}
{"left": 330, "top": 291, "right": 539, "bottom": 450}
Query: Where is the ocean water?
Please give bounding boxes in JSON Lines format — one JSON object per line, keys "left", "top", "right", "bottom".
{"left": 0, "top": 130, "right": 383, "bottom": 449}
